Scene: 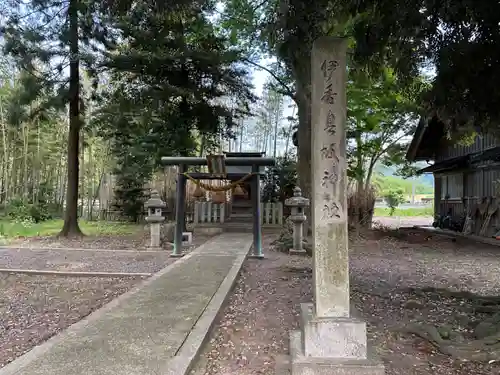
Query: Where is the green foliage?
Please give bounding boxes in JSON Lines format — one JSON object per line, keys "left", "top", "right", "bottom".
{"left": 92, "top": 1, "right": 256, "bottom": 221}
{"left": 5, "top": 198, "right": 53, "bottom": 223}
{"left": 262, "top": 154, "right": 297, "bottom": 202}
{"left": 112, "top": 160, "right": 152, "bottom": 222}
{"left": 1, "top": 0, "right": 125, "bottom": 236}
{"left": 347, "top": 69, "right": 426, "bottom": 187}
{"left": 374, "top": 206, "right": 433, "bottom": 217}
{"left": 384, "top": 189, "right": 405, "bottom": 216}
{"left": 372, "top": 174, "right": 433, "bottom": 196}
{"left": 98, "top": 1, "right": 255, "bottom": 145}
{"left": 0, "top": 219, "right": 140, "bottom": 240}
{"left": 350, "top": 0, "right": 500, "bottom": 131}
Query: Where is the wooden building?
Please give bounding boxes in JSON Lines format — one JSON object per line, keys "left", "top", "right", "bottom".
{"left": 406, "top": 116, "right": 500, "bottom": 237}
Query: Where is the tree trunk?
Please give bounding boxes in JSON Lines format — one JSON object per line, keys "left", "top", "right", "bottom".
{"left": 364, "top": 158, "right": 377, "bottom": 192}
{"left": 273, "top": 112, "right": 279, "bottom": 158}
{"left": 87, "top": 137, "right": 93, "bottom": 220}
{"left": 22, "top": 121, "right": 29, "bottom": 201}
{"left": 239, "top": 119, "right": 244, "bottom": 152}
{"left": 33, "top": 119, "right": 40, "bottom": 203}
{"left": 355, "top": 130, "right": 364, "bottom": 194}
{"left": 352, "top": 130, "right": 364, "bottom": 229}
{"left": 0, "top": 96, "right": 8, "bottom": 203}
{"left": 284, "top": 106, "right": 295, "bottom": 159}
{"left": 59, "top": 0, "right": 83, "bottom": 237}
{"left": 295, "top": 57, "right": 312, "bottom": 235}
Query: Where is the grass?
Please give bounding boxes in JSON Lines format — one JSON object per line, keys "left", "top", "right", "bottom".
{"left": 0, "top": 219, "right": 141, "bottom": 239}
{"left": 374, "top": 206, "right": 434, "bottom": 217}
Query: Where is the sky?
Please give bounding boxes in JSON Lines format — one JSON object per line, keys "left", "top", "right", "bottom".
{"left": 250, "top": 59, "right": 297, "bottom": 122}
{"left": 251, "top": 66, "right": 269, "bottom": 96}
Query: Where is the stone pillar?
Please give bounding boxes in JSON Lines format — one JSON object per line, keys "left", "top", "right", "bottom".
{"left": 144, "top": 189, "right": 166, "bottom": 250}
{"left": 289, "top": 37, "right": 384, "bottom": 375}
{"left": 285, "top": 186, "right": 310, "bottom": 255}
{"left": 311, "top": 37, "right": 349, "bottom": 319}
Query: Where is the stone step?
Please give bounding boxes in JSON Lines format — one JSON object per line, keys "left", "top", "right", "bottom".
{"left": 222, "top": 223, "right": 253, "bottom": 233}
{"left": 231, "top": 200, "right": 252, "bottom": 208}
{"left": 230, "top": 213, "right": 253, "bottom": 219}
{"left": 226, "top": 218, "right": 253, "bottom": 224}
{"left": 224, "top": 226, "right": 253, "bottom": 233}
{"left": 231, "top": 207, "right": 253, "bottom": 214}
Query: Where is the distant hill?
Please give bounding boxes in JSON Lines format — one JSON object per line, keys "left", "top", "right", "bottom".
{"left": 374, "top": 162, "right": 434, "bottom": 190}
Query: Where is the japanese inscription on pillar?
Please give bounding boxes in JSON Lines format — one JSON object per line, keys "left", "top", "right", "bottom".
{"left": 311, "top": 37, "right": 351, "bottom": 320}
{"left": 317, "top": 56, "right": 344, "bottom": 221}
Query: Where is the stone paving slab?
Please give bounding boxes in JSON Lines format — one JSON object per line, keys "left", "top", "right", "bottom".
{"left": 0, "top": 248, "right": 171, "bottom": 273}
{"left": 0, "top": 233, "right": 253, "bottom": 375}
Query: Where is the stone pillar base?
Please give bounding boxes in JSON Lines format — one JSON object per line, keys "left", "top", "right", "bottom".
{"left": 182, "top": 231, "right": 193, "bottom": 245}
{"left": 290, "top": 304, "right": 384, "bottom": 375}
{"left": 147, "top": 246, "right": 162, "bottom": 251}
{"left": 247, "top": 254, "right": 265, "bottom": 259}
{"left": 289, "top": 249, "right": 307, "bottom": 256}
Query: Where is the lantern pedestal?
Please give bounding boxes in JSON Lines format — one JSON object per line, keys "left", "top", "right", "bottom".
{"left": 144, "top": 190, "right": 167, "bottom": 250}
{"left": 145, "top": 216, "right": 165, "bottom": 249}
{"left": 285, "top": 187, "right": 310, "bottom": 255}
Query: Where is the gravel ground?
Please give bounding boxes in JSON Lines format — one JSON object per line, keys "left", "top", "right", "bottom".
{"left": 6, "top": 232, "right": 150, "bottom": 250}
{"left": 6, "top": 227, "right": 212, "bottom": 251}
{"left": 0, "top": 248, "right": 172, "bottom": 273}
{"left": 0, "top": 273, "right": 145, "bottom": 368}
{"left": 372, "top": 216, "right": 433, "bottom": 228}
{"left": 0, "top": 232, "right": 213, "bottom": 274}
{"left": 191, "top": 230, "right": 500, "bottom": 375}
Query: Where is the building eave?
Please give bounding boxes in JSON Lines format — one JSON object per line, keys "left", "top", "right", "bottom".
{"left": 406, "top": 117, "right": 429, "bottom": 162}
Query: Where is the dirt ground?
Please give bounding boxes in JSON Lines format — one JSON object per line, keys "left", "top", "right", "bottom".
{"left": 0, "top": 248, "right": 173, "bottom": 273}
{"left": 372, "top": 216, "right": 433, "bottom": 229}
{"left": 0, "top": 229, "right": 213, "bottom": 273}
{"left": 0, "top": 273, "right": 145, "bottom": 368}
{"left": 5, "top": 226, "right": 211, "bottom": 251}
{"left": 191, "top": 230, "right": 500, "bottom": 375}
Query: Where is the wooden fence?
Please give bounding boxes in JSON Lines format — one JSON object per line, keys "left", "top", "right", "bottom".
{"left": 193, "top": 202, "right": 226, "bottom": 224}
{"left": 192, "top": 201, "right": 283, "bottom": 225}
{"left": 261, "top": 202, "right": 284, "bottom": 225}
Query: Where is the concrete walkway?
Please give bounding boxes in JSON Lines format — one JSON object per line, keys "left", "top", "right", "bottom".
{"left": 0, "top": 233, "right": 254, "bottom": 375}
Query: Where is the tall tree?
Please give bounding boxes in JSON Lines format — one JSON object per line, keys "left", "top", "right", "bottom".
{"left": 221, "top": 0, "right": 500, "bottom": 206}
{"left": 220, "top": 0, "right": 358, "bottom": 207}
{"left": 256, "top": 81, "right": 285, "bottom": 155}
{"left": 1, "top": 0, "right": 118, "bottom": 236}
{"left": 350, "top": 0, "right": 500, "bottom": 132}
{"left": 94, "top": 0, "right": 255, "bottom": 219}
{"left": 347, "top": 69, "right": 426, "bottom": 193}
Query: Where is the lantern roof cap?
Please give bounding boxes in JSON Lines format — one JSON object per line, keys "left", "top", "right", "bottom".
{"left": 285, "top": 186, "right": 310, "bottom": 207}
{"left": 145, "top": 189, "right": 166, "bottom": 208}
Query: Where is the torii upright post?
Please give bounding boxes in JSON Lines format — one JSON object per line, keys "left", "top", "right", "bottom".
{"left": 172, "top": 164, "right": 186, "bottom": 257}
{"left": 251, "top": 164, "right": 263, "bottom": 258}
{"left": 161, "top": 156, "right": 275, "bottom": 258}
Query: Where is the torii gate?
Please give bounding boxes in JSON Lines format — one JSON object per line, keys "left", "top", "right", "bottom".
{"left": 161, "top": 154, "right": 275, "bottom": 257}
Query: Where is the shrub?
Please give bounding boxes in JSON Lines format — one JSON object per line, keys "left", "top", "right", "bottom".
{"left": 383, "top": 189, "right": 406, "bottom": 216}
{"left": 5, "top": 198, "right": 52, "bottom": 223}
{"left": 262, "top": 154, "right": 297, "bottom": 203}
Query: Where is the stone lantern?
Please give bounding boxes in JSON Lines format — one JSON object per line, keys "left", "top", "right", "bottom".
{"left": 285, "top": 186, "right": 310, "bottom": 255}
{"left": 145, "top": 189, "right": 166, "bottom": 249}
